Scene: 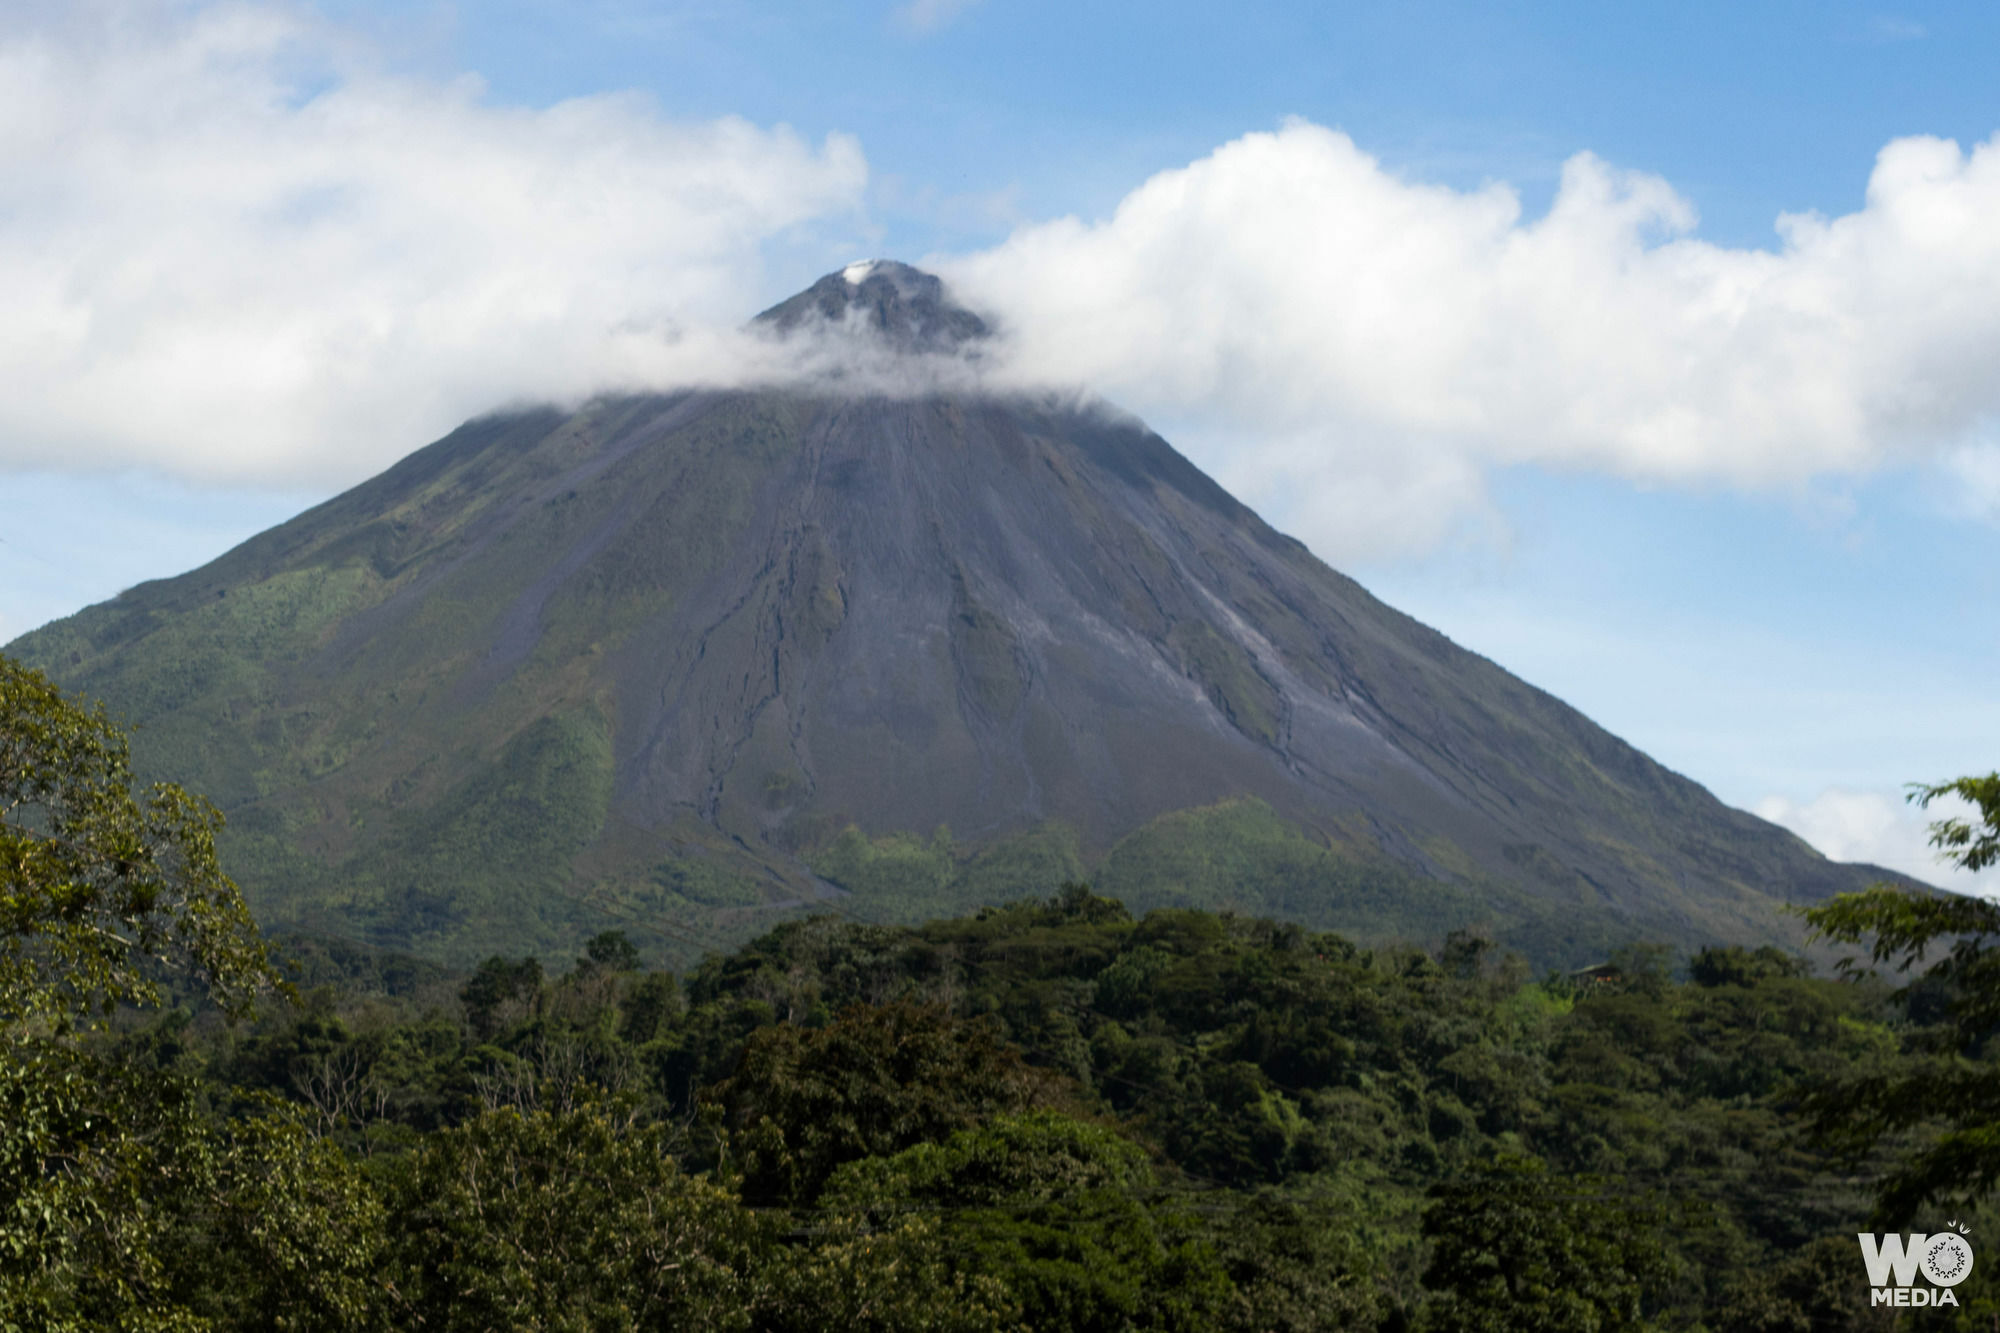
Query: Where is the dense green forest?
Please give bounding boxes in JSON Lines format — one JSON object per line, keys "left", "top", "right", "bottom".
{"left": 8, "top": 653, "right": 2000, "bottom": 1331}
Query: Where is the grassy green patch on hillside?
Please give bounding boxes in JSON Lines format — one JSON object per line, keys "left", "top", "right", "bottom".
{"left": 1094, "top": 797, "right": 1487, "bottom": 943}
{"left": 316, "top": 706, "right": 616, "bottom": 961}
{"left": 805, "top": 801, "right": 1502, "bottom": 956}
{"left": 810, "top": 823, "right": 1087, "bottom": 923}
{"left": 645, "top": 855, "right": 768, "bottom": 910}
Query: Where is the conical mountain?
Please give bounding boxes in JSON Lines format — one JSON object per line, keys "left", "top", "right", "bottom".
{"left": 7, "top": 262, "right": 1898, "bottom": 964}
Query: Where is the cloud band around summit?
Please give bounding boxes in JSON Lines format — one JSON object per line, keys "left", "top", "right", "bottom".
{"left": 5, "top": 6, "right": 2000, "bottom": 560}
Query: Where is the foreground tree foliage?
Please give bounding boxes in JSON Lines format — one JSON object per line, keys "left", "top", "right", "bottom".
{"left": 0, "top": 657, "right": 279, "bottom": 1030}
{"left": 709, "top": 1000, "right": 1072, "bottom": 1206}
{"left": 1419, "top": 1155, "right": 1676, "bottom": 1333}
{"left": 1803, "top": 771, "right": 2000, "bottom": 1224}
{"left": 1, "top": 658, "right": 294, "bottom": 1330}
{"left": 10, "top": 656, "right": 2000, "bottom": 1330}
{"left": 380, "top": 1104, "right": 774, "bottom": 1331}
{"left": 821, "top": 1112, "right": 1234, "bottom": 1331}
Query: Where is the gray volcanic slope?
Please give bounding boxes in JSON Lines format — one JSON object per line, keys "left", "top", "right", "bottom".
{"left": 7, "top": 263, "right": 1899, "bottom": 963}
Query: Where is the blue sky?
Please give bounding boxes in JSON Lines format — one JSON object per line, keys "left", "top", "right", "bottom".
{"left": 2, "top": 0, "right": 1996, "bottom": 889}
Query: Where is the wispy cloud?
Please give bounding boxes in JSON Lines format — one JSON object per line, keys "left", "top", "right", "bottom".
{"left": 896, "top": 0, "right": 984, "bottom": 34}
{"left": 1940, "top": 440, "right": 2000, "bottom": 522}
{"left": 1755, "top": 788, "right": 1995, "bottom": 897}
{"left": 874, "top": 173, "right": 1026, "bottom": 235}
{"left": 1869, "top": 15, "right": 1929, "bottom": 42}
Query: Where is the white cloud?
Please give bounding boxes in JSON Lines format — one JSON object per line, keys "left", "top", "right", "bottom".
{"left": 942, "top": 120, "right": 2000, "bottom": 560}
{"left": 11, "top": 8, "right": 2000, "bottom": 566}
{"left": 1755, "top": 788, "right": 1996, "bottom": 897}
{"left": 0, "top": 2, "right": 867, "bottom": 486}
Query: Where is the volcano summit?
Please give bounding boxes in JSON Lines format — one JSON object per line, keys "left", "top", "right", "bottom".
{"left": 8, "top": 262, "right": 1899, "bottom": 964}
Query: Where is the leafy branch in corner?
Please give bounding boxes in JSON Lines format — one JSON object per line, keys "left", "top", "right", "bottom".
{"left": 1801, "top": 769, "right": 2000, "bottom": 1223}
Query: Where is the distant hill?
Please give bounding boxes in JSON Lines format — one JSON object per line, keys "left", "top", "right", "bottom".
{"left": 6, "top": 262, "right": 1905, "bottom": 966}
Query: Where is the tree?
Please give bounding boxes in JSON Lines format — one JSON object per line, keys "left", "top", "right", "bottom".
{"left": 579, "top": 928, "right": 641, "bottom": 974}
{"left": 760, "top": 1203, "right": 1020, "bottom": 1333}
{"left": 1207, "top": 1194, "right": 1387, "bottom": 1333}
{"left": 706, "top": 999, "right": 1073, "bottom": 1206}
{"left": 1803, "top": 770, "right": 2000, "bottom": 1221}
{"left": 1910, "top": 773, "right": 2000, "bottom": 875}
{"left": 816, "top": 1111, "right": 1236, "bottom": 1333}
{"left": 0, "top": 655, "right": 291, "bottom": 1328}
{"left": 459, "top": 953, "right": 544, "bottom": 1038}
{"left": 0, "top": 655, "right": 281, "bottom": 1030}
{"left": 1686, "top": 945, "right": 1809, "bottom": 989}
{"left": 1419, "top": 1154, "right": 1676, "bottom": 1333}
{"left": 152, "top": 1107, "right": 388, "bottom": 1332}
{"left": 381, "top": 1102, "right": 772, "bottom": 1332}
{"left": 1714, "top": 1235, "right": 1895, "bottom": 1333}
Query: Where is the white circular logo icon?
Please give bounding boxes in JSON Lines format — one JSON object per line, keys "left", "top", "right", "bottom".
{"left": 1923, "top": 1232, "right": 1975, "bottom": 1287}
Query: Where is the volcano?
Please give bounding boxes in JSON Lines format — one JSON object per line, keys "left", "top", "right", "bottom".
{"left": 6, "top": 262, "right": 1899, "bottom": 964}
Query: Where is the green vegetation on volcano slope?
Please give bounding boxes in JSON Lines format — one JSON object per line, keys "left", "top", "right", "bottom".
{"left": 806, "top": 797, "right": 1648, "bottom": 972}
{"left": 4, "top": 394, "right": 817, "bottom": 963}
